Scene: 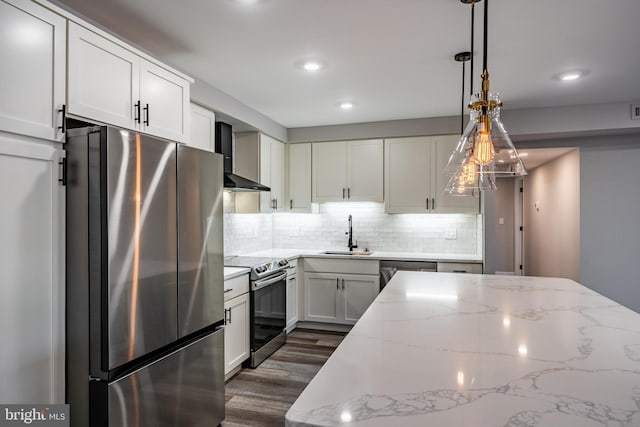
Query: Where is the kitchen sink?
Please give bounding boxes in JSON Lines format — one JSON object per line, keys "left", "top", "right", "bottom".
{"left": 322, "top": 250, "right": 373, "bottom": 256}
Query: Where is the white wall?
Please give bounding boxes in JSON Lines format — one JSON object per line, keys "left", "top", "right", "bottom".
{"left": 524, "top": 149, "right": 580, "bottom": 281}
{"left": 581, "top": 142, "right": 640, "bottom": 313}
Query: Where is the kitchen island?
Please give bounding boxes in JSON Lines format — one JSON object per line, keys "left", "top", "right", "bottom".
{"left": 285, "top": 272, "right": 640, "bottom": 426}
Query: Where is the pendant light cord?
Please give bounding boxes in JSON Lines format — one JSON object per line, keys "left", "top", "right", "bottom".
{"left": 461, "top": 61, "right": 466, "bottom": 134}
{"left": 470, "top": 1, "right": 475, "bottom": 95}
{"left": 483, "top": 0, "right": 488, "bottom": 72}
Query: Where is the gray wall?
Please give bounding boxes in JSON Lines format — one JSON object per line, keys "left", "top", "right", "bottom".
{"left": 484, "top": 179, "right": 516, "bottom": 274}
{"left": 524, "top": 149, "right": 581, "bottom": 281}
{"left": 581, "top": 141, "right": 640, "bottom": 313}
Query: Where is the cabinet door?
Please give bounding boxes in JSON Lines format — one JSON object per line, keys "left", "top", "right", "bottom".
{"left": 432, "top": 135, "right": 480, "bottom": 213}
{"left": 347, "top": 139, "right": 383, "bottom": 202}
{"left": 259, "top": 135, "right": 272, "bottom": 212}
{"left": 341, "top": 275, "right": 379, "bottom": 325}
{"left": 286, "top": 275, "right": 298, "bottom": 332}
{"left": 224, "top": 293, "right": 250, "bottom": 375}
{"left": 189, "top": 103, "right": 215, "bottom": 151}
{"left": 304, "top": 273, "right": 341, "bottom": 324}
{"left": 270, "top": 138, "right": 285, "bottom": 212}
{"left": 68, "top": 22, "right": 139, "bottom": 130}
{"left": 0, "top": 135, "right": 65, "bottom": 403}
{"left": 0, "top": 0, "right": 66, "bottom": 142}
{"left": 384, "top": 137, "right": 431, "bottom": 213}
{"left": 288, "top": 143, "right": 312, "bottom": 212}
{"left": 139, "top": 59, "right": 190, "bottom": 143}
{"left": 312, "top": 142, "right": 348, "bottom": 202}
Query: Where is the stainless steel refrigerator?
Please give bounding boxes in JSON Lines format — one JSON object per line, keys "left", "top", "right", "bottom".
{"left": 66, "top": 126, "right": 225, "bottom": 427}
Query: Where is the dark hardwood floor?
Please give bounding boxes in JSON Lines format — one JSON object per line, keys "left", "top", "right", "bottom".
{"left": 222, "top": 329, "right": 346, "bottom": 427}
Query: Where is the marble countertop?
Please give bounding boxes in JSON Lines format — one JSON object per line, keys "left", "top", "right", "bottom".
{"left": 285, "top": 272, "right": 640, "bottom": 427}
{"left": 239, "top": 248, "right": 482, "bottom": 263}
{"left": 223, "top": 266, "right": 250, "bottom": 280}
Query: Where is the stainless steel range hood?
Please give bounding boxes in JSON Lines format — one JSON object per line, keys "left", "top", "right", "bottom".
{"left": 215, "top": 122, "right": 270, "bottom": 192}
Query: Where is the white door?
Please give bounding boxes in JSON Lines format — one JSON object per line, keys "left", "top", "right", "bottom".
{"left": 342, "top": 275, "right": 379, "bottom": 324}
{"left": 432, "top": 135, "right": 480, "bottom": 213}
{"left": 189, "top": 103, "right": 215, "bottom": 151}
{"left": 312, "top": 142, "right": 347, "bottom": 202}
{"left": 384, "top": 137, "right": 431, "bottom": 213}
{"left": 288, "top": 143, "right": 312, "bottom": 212}
{"left": 224, "top": 293, "right": 250, "bottom": 375}
{"left": 139, "top": 59, "right": 190, "bottom": 143}
{"left": 0, "top": 135, "right": 65, "bottom": 403}
{"left": 286, "top": 274, "right": 298, "bottom": 332}
{"left": 347, "top": 139, "right": 383, "bottom": 202}
{"left": 304, "top": 273, "right": 341, "bottom": 324}
{"left": 68, "top": 22, "right": 139, "bottom": 130}
{"left": 0, "top": 0, "right": 66, "bottom": 142}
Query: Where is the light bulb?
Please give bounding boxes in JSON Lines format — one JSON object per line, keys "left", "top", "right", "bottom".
{"left": 474, "top": 131, "right": 494, "bottom": 165}
{"left": 463, "top": 161, "right": 477, "bottom": 184}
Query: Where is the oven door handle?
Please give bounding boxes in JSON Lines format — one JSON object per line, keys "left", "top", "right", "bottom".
{"left": 252, "top": 271, "right": 288, "bottom": 290}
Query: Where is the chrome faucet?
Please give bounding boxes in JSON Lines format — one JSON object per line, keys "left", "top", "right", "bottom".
{"left": 346, "top": 214, "right": 358, "bottom": 251}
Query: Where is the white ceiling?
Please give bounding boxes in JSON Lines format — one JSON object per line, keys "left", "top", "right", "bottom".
{"left": 54, "top": 0, "right": 640, "bottom": 129}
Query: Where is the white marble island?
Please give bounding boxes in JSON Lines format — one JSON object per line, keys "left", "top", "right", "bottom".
{"left": 286, "top": 272, "right": 640, "bottom": 427}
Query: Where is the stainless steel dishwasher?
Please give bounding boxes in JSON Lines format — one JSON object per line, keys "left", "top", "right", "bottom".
{"left": 379, "top": 260, "right": 437, "bottom": 290}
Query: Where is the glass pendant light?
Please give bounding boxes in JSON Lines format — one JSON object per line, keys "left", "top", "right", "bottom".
{"left": 444, "top": 0, "right": 526, "bottom": 194}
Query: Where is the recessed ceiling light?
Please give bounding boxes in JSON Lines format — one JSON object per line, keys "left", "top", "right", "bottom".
{"left": 560, "top": 72, "right": 581, "bottom": 81}
{"left": 556, "top": 71, "right": 585, "bottom": 82}
{"left": 303, "top": 61, "right": 321, "bottom": 72}
{"left": 340, "top": 102, "right": 353, "bottom": 110}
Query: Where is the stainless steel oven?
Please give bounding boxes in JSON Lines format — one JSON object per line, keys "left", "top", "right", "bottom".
{"left": 224, "top": 256, "right": 289, "bottom": 367}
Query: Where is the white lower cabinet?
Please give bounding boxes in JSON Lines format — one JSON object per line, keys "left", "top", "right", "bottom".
{"left": 304, "top": 271, "right": 379, "bottom": 326}
{"left": 224, "top": 292, "right": 250, "bottom": 376}
{"left": 0, "top": 134, "right": 65, "bottom": 404}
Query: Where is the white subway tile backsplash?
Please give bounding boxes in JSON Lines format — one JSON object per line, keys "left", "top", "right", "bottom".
{"left": 224, "top": 201, "right": 482, "bottom": 257}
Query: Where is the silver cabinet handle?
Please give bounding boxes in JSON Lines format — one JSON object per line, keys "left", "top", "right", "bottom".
{"left": 347, "top": 188, "right": 351, "bottom": 199}
{"left": 341, "top": 278, "right": 345, "bottom": 290}
{"left": 290, "top": 199, "right": 293, "bottom": 210}
{"left": 426, "top": 198, "right": 429, "bottom": 210}
{"left": 275, "top": 198, "right": 278, "bottom": 210}
{"left": 342, "top": 188, "right": 346, "bottom": 199}
{"left": 336, "top": 277, "right": 339, "bottom": 290}
{"left": 224, "top": 288, "right": 233, "bottom": 293}
{"left": 432, "top": 198, "right": 435, "bottom": 210}
{"left": 224, "top": 308, "right": 229, "bottom": 325}
{"left": 228, "top": 307, "right": 232, "bottom": 324}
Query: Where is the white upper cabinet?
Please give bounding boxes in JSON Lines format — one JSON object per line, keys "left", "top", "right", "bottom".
{"left": 0, "top": 0, "right": 66, "bottom": 142}
{"left": 312, "top": 141, "right": 348, "bottom": 202}
{"left": 385, "top": 137, "right": 432, "bottom": 213}
{"left": 139, "top": 60, "right": 190, "bottom": 142}
{"left": 68, "top": 22, "right": 138, "bottom": 130}
{"left": 259, "top": 134, "right": 285, "bottom": 212}
{"left": 385, "top": 135, "right": 479, "bottom": 214}
{"left": 189, "top": 103, "right": 216, "bottom": 151}
{"left": 287, "top": 143, "right": 312, "bottom": 212}
{"left": 312, "top": 139, "right": 383, "bottom": 203}
{"left": 68, "top": 22, "right": 191, "bottom": 143}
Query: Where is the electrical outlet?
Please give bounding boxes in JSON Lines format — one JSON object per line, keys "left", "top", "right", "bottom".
{"left": 632, "top": 104, "right": 640, "bottom": 120}
{"left": 445, "top": 228, "right": 457, "bottom": 240}
{"left": 499, "top": 217, "right": 505, "bottom": 225}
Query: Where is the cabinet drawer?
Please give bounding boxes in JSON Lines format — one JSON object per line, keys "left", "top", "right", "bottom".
{"left": 224, "top": 274, "right": 249, "bottom": 302}
{"left": 304, "top": 258, "right": 379, "bottom": 275}
{"left": 437, "top": 262, "right": 483, "bottom": 274}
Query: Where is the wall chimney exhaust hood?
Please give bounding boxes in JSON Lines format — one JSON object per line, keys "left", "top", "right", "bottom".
{"left": 214, "top": 122, "right": 270, "bottom": 192}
